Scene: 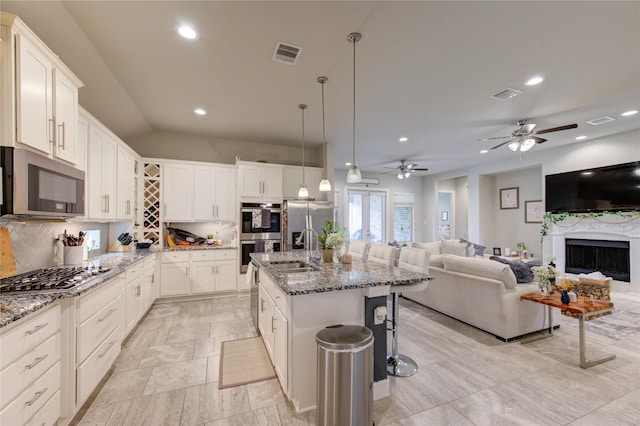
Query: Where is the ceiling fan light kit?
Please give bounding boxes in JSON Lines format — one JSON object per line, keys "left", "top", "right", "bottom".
{"left": 482, "top": 119, "right": 577, "bottom": 152}
{"left": 298, "top": 103, "right": 309, "bottom": 199}
{"left": 346, "top": 31, "right": 362, "bottom": 184}
{"left": 317, "top": 76, "right": 332, "bottom": 192}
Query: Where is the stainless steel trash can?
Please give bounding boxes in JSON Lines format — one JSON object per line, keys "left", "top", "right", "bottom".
{"left": 316, "top": 324, "right": 374, "bottom": 426}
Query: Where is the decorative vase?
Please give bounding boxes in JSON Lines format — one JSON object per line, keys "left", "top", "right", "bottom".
{"left": 322, "top": 249, "right": 334, "bottom": 263}
{"left": 561, "top": 290, "right": 570, "bottom": 304}
{"left": 538, "top": 279, "right": 551, "bottom": 296}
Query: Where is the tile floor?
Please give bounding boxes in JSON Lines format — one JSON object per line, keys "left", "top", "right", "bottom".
{"left": 72, "top": 293, "right": 640, "bottom": 425}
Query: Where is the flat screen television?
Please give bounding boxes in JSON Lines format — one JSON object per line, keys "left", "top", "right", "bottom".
{"left": 545, "top": 161, "right": 640, "bottom": 213}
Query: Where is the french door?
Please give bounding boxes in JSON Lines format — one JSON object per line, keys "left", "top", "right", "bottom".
{"left": 347, "top": 189, "right": 386, "bottom": 243}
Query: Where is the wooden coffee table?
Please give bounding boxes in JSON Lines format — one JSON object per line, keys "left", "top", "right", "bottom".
{"left": 520, "top": 292, "right": 616, "bottom": 368}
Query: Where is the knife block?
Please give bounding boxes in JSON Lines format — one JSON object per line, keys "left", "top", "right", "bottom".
{"left": 108, "top": 241, "right": 129, "bottom": 252}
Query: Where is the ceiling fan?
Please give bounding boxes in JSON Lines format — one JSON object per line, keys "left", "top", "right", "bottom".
{"left": 385, "top": 160, "right": 429, "bottom": 180}
{"left": 479, "top": 119, "right": 578, "bottom": 152}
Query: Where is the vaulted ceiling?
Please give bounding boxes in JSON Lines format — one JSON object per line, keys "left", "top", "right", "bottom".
{"left": 2, "top": 1, "right": 639, "bottom": 175}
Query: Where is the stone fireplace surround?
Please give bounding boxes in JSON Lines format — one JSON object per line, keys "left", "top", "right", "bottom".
{"left": 550, "top": 214, "right": 640, "bottom": 296}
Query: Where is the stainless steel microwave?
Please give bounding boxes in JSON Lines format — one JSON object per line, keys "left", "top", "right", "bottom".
{"left": 1, "top": 147, "right": 85, "bottom": 217}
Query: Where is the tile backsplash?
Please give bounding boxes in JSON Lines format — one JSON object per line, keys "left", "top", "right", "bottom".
{"left": 0, "top": 218, "right": 110, "bottom": 274}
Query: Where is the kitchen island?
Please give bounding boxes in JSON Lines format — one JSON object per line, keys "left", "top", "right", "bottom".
{"left": 250, "top": 251, "right": 431, "bottom": 413}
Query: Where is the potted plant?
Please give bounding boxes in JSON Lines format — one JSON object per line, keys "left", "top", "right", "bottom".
{"left": 319, "top": 221, "right": 347, "bottom": 263}
{"left": 516, "top": 241, "right": 527, "bottom": 257}
{"left": 206, "top": 234, "right": 215, "bottom": 245}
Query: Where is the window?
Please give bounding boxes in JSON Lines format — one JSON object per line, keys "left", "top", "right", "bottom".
{"left": 393, "top": 193, "right": 414, "bottom": 243}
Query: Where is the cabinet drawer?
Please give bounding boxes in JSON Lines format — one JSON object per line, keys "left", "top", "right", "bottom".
{"left": 25, "top": 389, "right": 60, "bottom": 426}
{"left": 161, "top": 251, "right": 189, "bottom": 263}
{"left": 126, "top": 261, "right": 145, "bottom": 282}
{"left": 0, "top": 334, "right": 60, "bottom": 409}
{"left": 0, "top": 362, "right": 60, "bottom": 426}
{"left": 213, "top": 250, "right": 236, "bottom": 261}
{"left": 1, "top": 305, "right": 60, "bottom": 369}
{"left": 76, "top": 326, "right": 121, "bottom": 406}
{"left": 190, "top": 250, "right": 217, "bottom": 262}
{"left": 77, "top": 296, "right": 122, "bottom": 363}
{"left": 76, "top": 276, "right": 123, "bottom": 324}
{"left": 260, "top": 273, "right": 289, "bottom": 316}
{"left": 144, "top": 256, "right": 157, "bottom": 270}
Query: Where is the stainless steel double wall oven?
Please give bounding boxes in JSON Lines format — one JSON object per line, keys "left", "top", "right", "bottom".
{"left": 239, "top": 202, "right": 282, "bottom": 273}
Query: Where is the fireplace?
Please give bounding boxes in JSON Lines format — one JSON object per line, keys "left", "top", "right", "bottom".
{"left": 565, "top": 239, "right": 630, "bottom": 282}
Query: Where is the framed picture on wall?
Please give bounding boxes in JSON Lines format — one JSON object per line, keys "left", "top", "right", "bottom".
{"left": 440, "top": 211, "right": 448, "bottom": 221}
{"left": 500, "top": 187, "right": 519, "bottom": 209}
{"left": 525, "top": 200, "right": 544, "bottom": 223}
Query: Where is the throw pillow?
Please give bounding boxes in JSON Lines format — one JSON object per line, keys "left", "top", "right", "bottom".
{"left": 389, "top": 240, "right": 401, "bottom": 248}
{"left": 490, "top": 256, "right": 534, "bottom": 283}
{"left": 460, "top": 238, "right": 486, "bottom": 257}
{"left": 429, "top": 254, "right": 445, "bottom": 268}
{"left": 440, "top": 239, "right": 468, "bottom": 257}
{"left": 442, "top": 254, "right": 517, "bottom": 289}
{"left": 412, "top": 241, "right": 441, "bottom": 255}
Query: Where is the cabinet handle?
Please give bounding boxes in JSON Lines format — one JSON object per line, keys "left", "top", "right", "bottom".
{"left": 271, "top": 316, "right": 276, "bottom": 332}
{"left": 48, "top": 119, "right": 55, "bottom": 144}
{"left": 25, "top": 354, "right": 48, "bottom": 370}
{"left": 260, "top": 298, "right": 265, "bottom": 313}
{"left": 186, "top": 267, "right": 189, "bottom": 276}
{"left": 24, "top": 387, "right": 48, "bottom": 406}
{"left": 98, "top": 340, "right": 117, "bottom": 359}
{"left": 58, "top": 122, "right": 65, "bottom": 149}
{"left": 24, "top": 323, "right": 48, "bottom": 335}
{"left": 106, "top": 194, "right": 110, "bottom": 213}
{"left": 137, "top": 285, "right": 141, "bottom": 297}
{"left": 163, "top": 204, "right": 166, "bottom": 217}
{"left": 151, "top": 274, "right": 155, "bottom": 284}
{"left": 126, "top": 200, "right": 131, "bottom": 215}
{"left": 98, "top": 308, "right": 117, "bottom": 323}
{"left": 103, "top": 194, "right": 108, "bottom": 213}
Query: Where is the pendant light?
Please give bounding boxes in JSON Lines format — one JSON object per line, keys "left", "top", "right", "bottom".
{"left": 298, "top": 104, "right": 309, "bottom": 199}
{"left": 317, "top": 76, "right": 332, "bottom": 192}
{"left": 346, "top": 32, "right": 362, "bottom": 184}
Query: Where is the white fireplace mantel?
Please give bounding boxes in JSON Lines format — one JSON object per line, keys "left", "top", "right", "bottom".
{"left": 549, "top": 214, "right": 640, "bottom": 295}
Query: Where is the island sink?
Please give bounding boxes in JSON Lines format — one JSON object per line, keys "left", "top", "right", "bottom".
{"left": 269, "top": 261, "right": 319, "bottom": 273}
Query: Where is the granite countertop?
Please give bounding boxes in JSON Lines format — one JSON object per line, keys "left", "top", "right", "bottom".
{"left": 250, "top": 251, "right": 432, "bottom": 296}
{"left": 164, "top": 245, "right": 237, "bottom": 251}
{"left": 0, "top": 249, "right": 157, "bottom": 329}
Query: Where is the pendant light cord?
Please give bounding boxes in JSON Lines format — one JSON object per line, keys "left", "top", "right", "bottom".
{"left": 322, "top": 81, "right": 326, "bottom": 170}
{"left": 299, "top": 104, "right": 306, "bottom": 185}
{"left": 352, "top": 35, "right": 356, "bottom": 166}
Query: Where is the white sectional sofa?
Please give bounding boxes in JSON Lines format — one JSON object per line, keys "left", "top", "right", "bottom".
{"left": 404, "top": 240, "right": 560, "bottom": 341}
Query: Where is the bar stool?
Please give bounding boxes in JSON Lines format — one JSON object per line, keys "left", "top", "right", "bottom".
{"left": 367, "top": 243, "right": 397, "bottom": 266}
{"left": 347, "top": 240, "right": 371, "bottom": 261}
{"left": 387, "top": 246, "right": 431, "bottom": 377}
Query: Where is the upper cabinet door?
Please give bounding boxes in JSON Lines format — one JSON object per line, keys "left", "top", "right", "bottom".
{"left": 116, "top": 146, "right": 136, "bottom": 220}
{"left": 193, "top": 166, "right": 216, "bottom": 221}
{"left": 214, "top": 167, "right": 236, "bottom": 221}
{"left": 53, "top": 70, "right": 79, "bottom": 163}
{"left": 263, "top": 167, "right": 283, "bottom": 199}
{"left": 238, "top": 165, "right": 264, "bottom": 197}
{"left": 15, "top": 34, "right": 53, "bottom": 154}
{"left": 163, "top": 163, "right": 193, "bottom": 221}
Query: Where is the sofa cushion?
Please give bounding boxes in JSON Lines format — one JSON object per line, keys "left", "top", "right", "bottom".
{"left": 489, "top": 256, "right": 542, "bottom": 283}
{"left": 412, "top": 241, "right": 441, "bottom": 255}
{"left": 460, "top": 238, "right": 486, "bottom": 257}
{"left": 442, "top": 254, "right": 517, "bottom": 289}
{"left": 440, "top": 239, "right": 468, "bottom": 257}
{"left": 429, "top": 254, "right": 444, "bottom": 268}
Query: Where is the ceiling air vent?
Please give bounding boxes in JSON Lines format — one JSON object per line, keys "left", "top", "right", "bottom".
{"left": 491, "top": 88, "right": 523, "bottom": 100}
{"left": 587, "top": 116, "right": 615, "bottom": 125}
{"left": 272, "top": 41, "right": 303, "bottom": 65}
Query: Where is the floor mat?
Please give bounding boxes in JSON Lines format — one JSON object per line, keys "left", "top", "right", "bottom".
{"left": 219, "top": 336, "right": 276, "bottom": 389}
{"left": 585, "top": 309, "right": 640, "bottom": 340}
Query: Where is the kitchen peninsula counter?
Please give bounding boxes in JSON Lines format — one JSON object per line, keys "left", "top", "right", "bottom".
{"left": 250, "top": 251, "right": 429, "bottom": 295}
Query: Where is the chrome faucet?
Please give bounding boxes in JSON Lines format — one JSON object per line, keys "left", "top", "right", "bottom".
{"left": 295, "top": 228, "right": 320, "bottom": 263}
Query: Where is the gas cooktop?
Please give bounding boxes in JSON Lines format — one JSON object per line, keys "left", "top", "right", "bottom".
{"left": 0, "top": 265, "right": 111, "bottom": 294}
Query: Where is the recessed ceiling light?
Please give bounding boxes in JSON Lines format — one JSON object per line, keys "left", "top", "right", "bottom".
{"left": 480, "top": 150, "right": 488, "bottom": 154}
{"left": 524, "top": 76, "right": 544, "bottom": 86}
{"left": 345, "top": 162, "right": 352, "bottom": 166}
{"left": 575, "top": 135, "right": 587, "bottom": 140}
{"left": 621, "top": 110, "right": 638, "bottom": 117}
{"left": 194, "top": 108, "right": 206, "bottom": 115}
{"left": 581, "top": 171, "right": 593, "bottom": 176}
{"left": 398, "top": 137, "right": 408, "bottom": 142}
{"left": 177, "top": 25, "right": 198, "bottom": 40}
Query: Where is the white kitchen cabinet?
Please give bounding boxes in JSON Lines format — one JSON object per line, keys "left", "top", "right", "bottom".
{"left": 160, "top": 251, "right": 190, "bottom": 296}
{"left": 124, "top": 261, "right": 145, "bottom": 335}
{"left": 76, "top": 113, "right": 88, "bottom": 172}
{"left": 258, "top": 272, "right": 288, "bottom": 393}
{"left": 87, "top": 123, "right": 117, "bottom": 219}
{"left": 160, "top": 250, "right": 237, "bottom": 297}
{"left": 0, "top": 303, "right": 61, "bottom": 426}
{"left": 283, "top": 166, "right": 325, "bottom": 200}
{"left": 238, "top": 162, "right": 283, "bottom": 199}
{"left": 116, "top": 145, "right": 136, "bottom": 220}
{"left": 164, "top": 162, "right": 236, "bottom": 222}
{"left": 163, "top": 163, "right": 193, "bottom": 221}
{"left": 0, "top": 15, "right": 83, "bottom": 164}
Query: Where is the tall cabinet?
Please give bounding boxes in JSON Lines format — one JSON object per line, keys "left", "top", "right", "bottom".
{"left": 0, "top": 14, "right": 83, "bottom": 165}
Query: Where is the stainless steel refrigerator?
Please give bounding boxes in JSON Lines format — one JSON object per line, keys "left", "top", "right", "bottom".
{"left": 283, "top": 200, "right": 334, "bottom": 251}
